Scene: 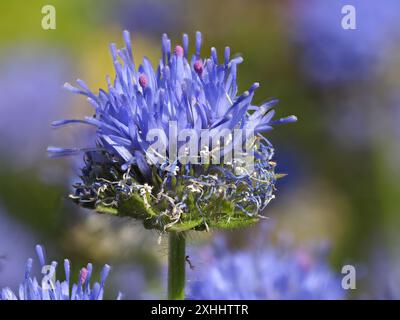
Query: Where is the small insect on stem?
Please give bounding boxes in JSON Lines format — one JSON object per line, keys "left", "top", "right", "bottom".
{"left": 185, "top": 255, "right": 195, "bottom": 270}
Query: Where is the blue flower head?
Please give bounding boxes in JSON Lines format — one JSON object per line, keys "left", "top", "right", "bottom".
{"left": 0, "top": 245, "right": 121, "bottom": 300}
{"left": 49, "top": 31, "right": 296, "bottom": 232}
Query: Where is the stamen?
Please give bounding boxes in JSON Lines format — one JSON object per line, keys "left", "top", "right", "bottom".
{"left": 139, "top": 74, "right": 148, "bottom": 88}
{"left": 174, "top": 45, "right": 184, "bottom": 57}
{"left": 194, "top": 60, "right": 203, "bottom": 75}
{"left": 79, "top": 267, "right": 88, "bottom": 284}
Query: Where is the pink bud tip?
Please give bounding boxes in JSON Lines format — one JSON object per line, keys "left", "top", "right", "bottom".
{"left": 174, "top": 45, "right": 184, "bottom": 57}
{"left": 194, "top": 60, "right": 203, "bottom": 75}
{"left": 79, "top": 267, "right": 88, "bottom": 284}
{"left": 139, "top": 74, "right": 148, "bottom": 88}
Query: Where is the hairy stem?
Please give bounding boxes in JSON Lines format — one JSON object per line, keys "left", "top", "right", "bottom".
{"left": 168, "top": 231, "right": 186, "bottom": 300}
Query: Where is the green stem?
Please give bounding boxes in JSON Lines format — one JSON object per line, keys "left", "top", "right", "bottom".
{"left": 168, "top": 231, "right": 186, "bottom": 300}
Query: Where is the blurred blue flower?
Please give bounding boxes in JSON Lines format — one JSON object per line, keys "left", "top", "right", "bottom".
{"left": 0, "top": 208, "right": 37, "bottom": 290}
{"left": 290, "top": 0, "right": 400, "bottom": 85}
{"left": 188, "top": 237, "right": 345, "bottom": 300}
{"left": 0, "top": 47, "right": 69, "bottom": 167}
{"left": 111, "top": 264, "right": 155, "bottom": 299}
{"left": 367, "top": 244, "right": 400, "bottom": 299}
{"left": 0, "top": 245, "right": 121, "bottom": 300}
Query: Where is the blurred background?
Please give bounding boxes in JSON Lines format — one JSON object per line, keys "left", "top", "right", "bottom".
{"left": 0, "top": 0, "right": 399, "bottom": 299}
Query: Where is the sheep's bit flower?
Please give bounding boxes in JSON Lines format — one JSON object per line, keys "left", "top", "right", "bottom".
{"left": 49, "top": 31, "right": 296, "bottom": 233}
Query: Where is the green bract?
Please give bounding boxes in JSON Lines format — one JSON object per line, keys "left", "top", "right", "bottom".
{"left": 70, "top": 148, "right": 278, "bottom": 232}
